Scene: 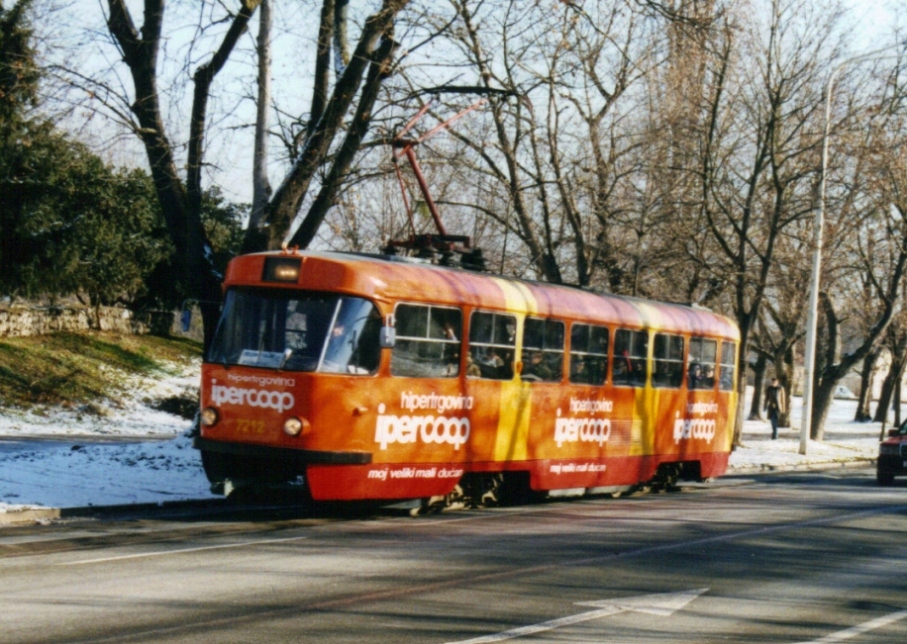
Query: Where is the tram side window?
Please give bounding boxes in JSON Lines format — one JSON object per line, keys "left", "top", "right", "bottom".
{"left": 613, "top": 329, "right": 648, "bottom": 386}
{"left": 653, "top": 333, "right": 684, "bottom": 388}
{"left": 468, "top": 311, "right": 516, "bottom": 380}
{"left": 570, "top": 324, "right": 608, "bottom": 385}
{"left": 719, "top": 341, "right": 737, "bottom": 391}
{"left": 390, "top": 304, "right": 462, "bottom": 378}
{"left": 688, "top": 337, "right": 718, "bottom": 389}
{"left": 522, "top": 318, "right": 565, "bottom": 382}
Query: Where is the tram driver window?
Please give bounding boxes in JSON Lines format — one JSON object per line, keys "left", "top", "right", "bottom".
{"left": 570, "top": 324, "right": 608, "bottom": 385}
{"left": 522, "top": 318, "right": 564, "bottom": 382}
{"left": 613, "top": 329, "right": 648, "bottom": 387}
{"left": 468, "top": 311, "right": 516, "bottom": 380}
{"left": 390, "top": 304, "right": 462, "bottom": 378}
{"left": 207, "top": 290, "right": 380, "bottom": 374}
{"left": 688, "top": 337, "right": 717, "bottom": 389}
{"left": 653, "top": 334, "right": 684, "bottom": 388}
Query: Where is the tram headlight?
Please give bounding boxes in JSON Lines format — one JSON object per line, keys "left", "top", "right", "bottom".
{"left": 283, "top": 417, "right": 310, "bottom": 437}
{"left": 200, "top": 407, "right": 219, "bottom": 427}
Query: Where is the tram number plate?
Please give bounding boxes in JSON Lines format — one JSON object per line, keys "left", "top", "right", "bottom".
{"left": 236, "top": 418, "right": 267, "bottom": 435}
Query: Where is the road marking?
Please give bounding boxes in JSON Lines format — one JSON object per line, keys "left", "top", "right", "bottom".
{"left": 445, "top": 588, "right": 708, "bottom": 644}
{"left": 794, "top": 608, "right": 907, "bottom": 643}
{"left": 58, "top": 535, "right": 308, "bottom": 565}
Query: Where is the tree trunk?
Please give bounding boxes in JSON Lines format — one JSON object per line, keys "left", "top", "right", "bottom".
{"left": 874, "top": 337, "right": 907, "bottom": 423}
{"left": 454, "top": 1, "right": 561, "bottom": 283}
{"left": 334, "top": 0, "right": 350, "bottom": 74}
{"left": 187, "top": 4, "right": 256, "bottom": 351}
{"left": 305, "top": 0, "right": 334, "bottom": 147}
{"left": 874, "top": 366, "right": 898, "bottom": 423}
{"left": 895, "top": 379, "right": 903, "bottom": 427}
{"left": 856, "top": 346, "right": 880, "bottom": 422}
{"left": 288, "top": 34, "right": 399, "bottom": 249}
{"left": 247, "top": 0, "right": 272, "bottom": 249}
{"left": 748, "top": 353, "right": 766, "bottom": 420}
{"left": 883, "top": 341, "right": 907, "bottom": 426}
{"left": 811, "top": 373, "right": 836, "bottom": 441}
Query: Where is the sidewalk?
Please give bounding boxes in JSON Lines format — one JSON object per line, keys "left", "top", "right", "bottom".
{"left": 729, "top": 394, "right": 881, "bottom": 474}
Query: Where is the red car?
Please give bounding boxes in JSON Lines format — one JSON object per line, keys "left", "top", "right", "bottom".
{"left": 877, "top": 423, "right": 907, "bottom": 485}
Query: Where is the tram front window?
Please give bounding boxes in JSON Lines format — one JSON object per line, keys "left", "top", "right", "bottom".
{"left": 208, "top": 289, "right": 380, "bottom": 374}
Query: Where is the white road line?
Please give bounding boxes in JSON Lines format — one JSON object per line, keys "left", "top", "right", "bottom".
{"left": 795, "top": 609, "right": 907, "bottom": 643}
{"left": 59, "top": 535, "right": 308, "bottom": 565}
{"left": 446, "top": 589, "right": 707, "bottom": 644}
{"left": 447, "top": 606, "right": 624, "bottom": 644}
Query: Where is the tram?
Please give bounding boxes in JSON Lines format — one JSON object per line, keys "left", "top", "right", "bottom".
{"left": 194, "top": 249, "right": 739, "bottom": 505}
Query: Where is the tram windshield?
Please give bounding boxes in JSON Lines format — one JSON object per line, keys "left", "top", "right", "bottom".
{"left": 208, "top": 288, "right": 381, "bottom": 374}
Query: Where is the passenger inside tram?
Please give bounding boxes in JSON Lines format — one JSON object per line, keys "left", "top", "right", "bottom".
{"left": 523, "top": 351, "right": 553, "bottom": 381}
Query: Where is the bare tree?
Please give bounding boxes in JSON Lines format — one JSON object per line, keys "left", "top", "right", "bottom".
{"left": 413, "top": 0, "right": 663, "bottom": 285}
{"left": 105, "top": 0, "right": 259, "bottom": 348}
{"left": 265, "top": 0, "right": 410, "bottom": 251}
{"left": 672, "top": 0, "right": 842, "bottom": 444}
{"left": 51, "top": 0, "right": 413, "bottom": 346}
{"left": 804, "top": 52, "right": 907, "bottom": 439}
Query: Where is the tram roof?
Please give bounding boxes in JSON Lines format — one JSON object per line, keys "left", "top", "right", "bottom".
{"left": 224, "top": 251, "right": 740, "bottom": 340}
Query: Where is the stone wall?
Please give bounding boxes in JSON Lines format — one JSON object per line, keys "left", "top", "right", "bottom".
{"left": 0, "top": 305, "right": 175, "bottom": 338}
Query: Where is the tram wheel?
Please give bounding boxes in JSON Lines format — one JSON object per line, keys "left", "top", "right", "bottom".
{"left": 474, "top": 473, "right": 504, "bottom": 507}
{"left": 651, "top": 463, "right": 683, "bottom": 492}
{"left": 411, "top": 495, "right": 447, "bottom": 516}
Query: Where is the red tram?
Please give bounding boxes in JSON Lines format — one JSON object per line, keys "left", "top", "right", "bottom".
{"left": 194, "top": 249, "right": 739, "bottom": 505}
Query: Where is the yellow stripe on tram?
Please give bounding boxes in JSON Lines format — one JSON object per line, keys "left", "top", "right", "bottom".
{"left": 490, "top": 277, "right": 534, "bottom": 462}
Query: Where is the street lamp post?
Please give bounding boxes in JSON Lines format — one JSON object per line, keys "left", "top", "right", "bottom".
{"left": 800, "top": 43, "right": 907, "bottom": 455}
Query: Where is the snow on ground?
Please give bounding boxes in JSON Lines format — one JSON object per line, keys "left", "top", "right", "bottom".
{"left": 0, "top": 372, "right": 890, "bottom": 515}
{"left": 0, "top": 359, "right": 215, "bottom": 514}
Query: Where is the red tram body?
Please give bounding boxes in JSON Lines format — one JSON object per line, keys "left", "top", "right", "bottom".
{"left": 194, "top": 250, "right": 740, "bottom": 503}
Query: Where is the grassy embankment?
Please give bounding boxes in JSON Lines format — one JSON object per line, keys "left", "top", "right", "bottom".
{"left": 0, "top": 333, "right": 202, "bottom": 413}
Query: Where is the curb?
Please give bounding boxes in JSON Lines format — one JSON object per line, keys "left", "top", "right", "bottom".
{"left": 0, "top": 498, "right": 223, "bottom": 527}
{"left": 728, "top": 456, "right": 875, "bottom": 475}
{"left": 0, "top": 506, "right": 61, "bottom": 526}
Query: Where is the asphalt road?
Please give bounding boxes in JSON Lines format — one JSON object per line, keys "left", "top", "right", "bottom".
{"left": 1, "top": 466, "right": 906, "bottom": 643}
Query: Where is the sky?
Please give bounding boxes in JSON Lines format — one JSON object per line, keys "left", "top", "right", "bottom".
{"left": 844, "top": 1, "right": 901, "bottom": 53}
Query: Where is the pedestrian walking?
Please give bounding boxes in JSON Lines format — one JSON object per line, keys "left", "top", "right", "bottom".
{"left": 764, "top": 377, "right": 787, "bottom": 440}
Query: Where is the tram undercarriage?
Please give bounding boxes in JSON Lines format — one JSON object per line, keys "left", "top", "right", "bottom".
{"left": 199, "top": 445, "right": 707, "bottom": 512}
